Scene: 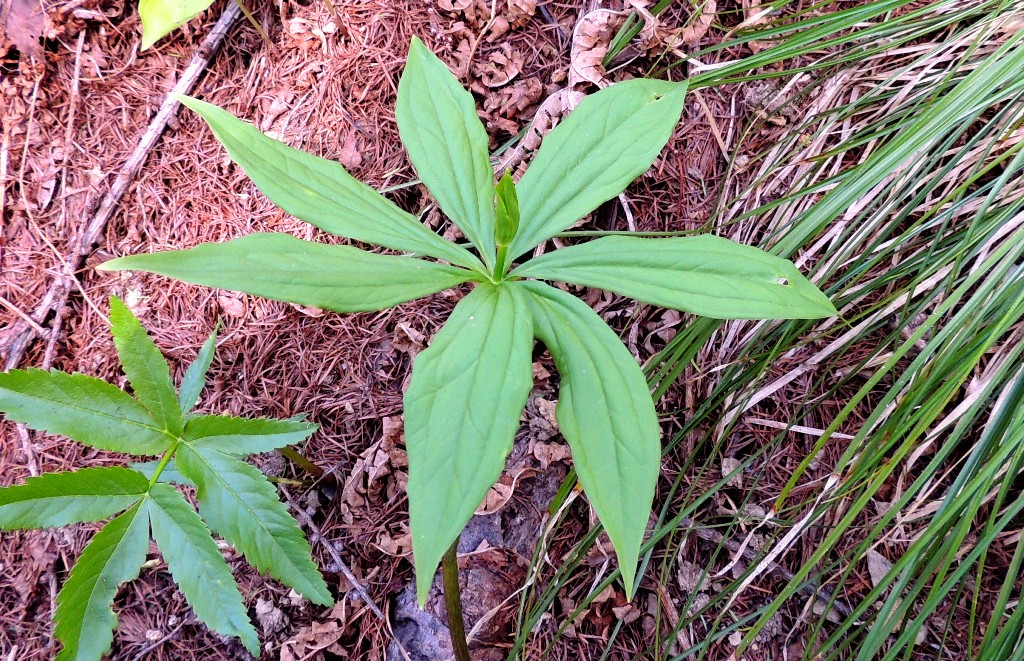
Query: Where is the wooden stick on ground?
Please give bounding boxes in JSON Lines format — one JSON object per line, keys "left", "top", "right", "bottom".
{"left": 2, "top": 2, "right": 242, "bottom": 369}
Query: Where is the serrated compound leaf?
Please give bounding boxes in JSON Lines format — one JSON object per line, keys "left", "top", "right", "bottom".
{"left": 397, "top": 37, "right": 497, "bottom": 270}
{"left": 160, "top": 95, "right": 482, "bottom": 271}
{"left": 0, "top": 369, "right": 171, "bottom": 455}
{"left": 100, "top": 233, "right": 474, "bottom": 313}
{"left": 0, "top": 467, "right": 147, "bottom": 530}
{"left": 179, "top": 325, "right": 218, "bottom": 415}
{"left": 184, "top": 414, "right": 318, "bottom": 455}
{"left": 54, "top": 502, "right": 149, "bottom": 661}
{"left": 131, "top": 459, "right": 194, "bottom": 486}
{"left": 147, "top": 483, "right": 258, "bottom": 654}
{"left": 176, "top": 444, "right": 332, "bottom": 605}
{"left": 518, "top": 281, "right": 661, "bottom": 597}
{"left": 108, "top": 296, "right": 183, "bottom": 435}
{"left": 137, "top": 0, "right": 213, "bottom": 49}
{"left": 509, "top": 79, "right": 687, "bottom": 262}
{"left": 512, "top": 235, "right": 837, "bottom": 319}
{"left": 404, "top": 283, "right": 534, "bottom": 604}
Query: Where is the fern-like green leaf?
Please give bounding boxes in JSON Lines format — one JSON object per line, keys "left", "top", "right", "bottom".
{"left": 147, "top": 484, "right": 258, "bottom": 654}
{"left": 0, "top": 467, "right": 147, "bottom": 529}
{"left": 184, "top": 414, "right": 318, "bottom": 455}
{"left": 176, "top": 444, "right": 332, "bottom": 605}
{"left": 178, "top": 325, "right": 218, "bottom": 416}
{"left": 0, "top": 369, "right": 170, "bottom": 455}
{"left": 109, "top": 296, "right": 183, "bottom": 435}
{"left": 53, "top": 502, "right": 150, "bottom": 661}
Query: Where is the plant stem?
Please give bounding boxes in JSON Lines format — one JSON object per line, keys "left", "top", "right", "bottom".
{"left": 277, "top": 446, "right": 324, "bottom": 478}
{"left": 442, "top": 537, "right": 471, "bottom": 661}
{"left": 148, "top": 439, "right": 179, "bottom": 487}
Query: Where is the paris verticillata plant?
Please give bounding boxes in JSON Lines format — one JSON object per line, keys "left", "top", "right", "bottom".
{"left": 99, "top": 38, "right": 836, "bottom": 605}
{"left": 0, "top": 297, "right": 331, "bottom": 660}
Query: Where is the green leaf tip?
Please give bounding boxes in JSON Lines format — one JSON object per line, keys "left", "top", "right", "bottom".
{"left": 494, "top": 171, "right": 520, "bottom": 247}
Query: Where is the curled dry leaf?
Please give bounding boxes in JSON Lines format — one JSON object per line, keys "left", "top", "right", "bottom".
{"left": 570, "top": 8, "right": 624, "bottom": 87}
{"left": 473, "top": 42, "right": 525, "bottom": 88}
{"left": 482, "top": 77, "right": 545, "bottom": 133}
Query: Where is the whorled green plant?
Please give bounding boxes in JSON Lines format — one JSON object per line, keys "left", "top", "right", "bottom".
{"left": 0, "top": 297, "right": 331, "bottom": 660}
{"left": 99, "top": 37, "right": 836, "bottom": 604}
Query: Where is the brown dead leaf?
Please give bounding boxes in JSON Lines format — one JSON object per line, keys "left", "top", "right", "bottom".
{"left": 630, "top": 0, "right": 716, "bottom": 53}
{"left": 216, "top": 292, "right": 246, "bottom": 318}
{"left": 473, "top": 43, "right": 524, "bottom": 88}
{"left": 570, "top": 9, "right": 624, "bottom": 87}
{"left": 338, "top": 132, "right": 362, "bottom": 169}
{"left": 3, "top": 0, "right": 45, "bottom": 60}
{"left": 255, "top": 597, "right": 288, "bottom": 635}
{"left": 392, "top": 323, "right": 424, "bottom": 356}
{"left": 532, "top": 440, "right": 571, "bottom": 470}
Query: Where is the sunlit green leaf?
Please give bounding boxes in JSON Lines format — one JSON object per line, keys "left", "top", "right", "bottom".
{"left": 168, "top": 95, "right": 483, "bottom": 271}
{"left": 518, "top": 280, "right": 661, "bottom": 597}
{"left": 131, "top": 459, "right": 193, "bottom": 486}
{"left": 54, "top": 502, "right": 149, "bottom": 661}
{"left": 508, "top": 79, "right": 687, "bottom": 261}
{"left": 184, "top": 414, "right": 318, "bottom": 455}
{"left": 147, "top": 484, "right": 258, "bottom": 654}
{"left": 0, "top": 369, "right": 170, "bottom": 455}
{"left": 512, "top": 235, "right": 837, "bottom": 319}
{"left": 99, "top": 233, "right": 475, "bottom": 313}
{"left": 404, "top": 282, "right": 534, "bottom": 604}
{"left": 176, "top": 444, "right": 332, "bottom": 605}
{"left": 397, "top": 38, "right": 497, "bottom": 269}
{"left": 108, "top": 296, "right": 183, "bottom": 435}
{"left": 138, "top": 0, "right": 213, "bottom": 50}
{"left": 0, "top": 467, "right": 147, "bottom": 530}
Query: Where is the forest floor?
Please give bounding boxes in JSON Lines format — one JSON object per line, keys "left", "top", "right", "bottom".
{"left": 0, "top": 0, "right": 987, "bottom": 658}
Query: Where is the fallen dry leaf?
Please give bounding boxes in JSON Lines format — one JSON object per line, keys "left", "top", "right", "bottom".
{"left": 3, "top": 0, "right": 45, "bottom": 60}
{"left": 570, "top": 8, "right": 624, "bottom": 87}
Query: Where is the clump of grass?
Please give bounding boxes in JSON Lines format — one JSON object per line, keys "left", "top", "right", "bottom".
{"left": 509, "top": 1, "right": 1024, "bottom": 658}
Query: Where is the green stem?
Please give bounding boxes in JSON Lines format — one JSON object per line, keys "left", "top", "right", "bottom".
{"left": 442, "top": 537, "right": 471, "bottom": 661}
{"left": 148, "top": 439, "right": 180, "bottom": 488}
{"left": 495, "top": 243, "right": 510, "bottom": 280}
{"left": 277, "top": 446, "right": 324, "bottom": 478}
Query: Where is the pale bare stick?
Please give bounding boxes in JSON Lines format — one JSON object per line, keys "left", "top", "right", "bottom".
{"left": 2, "top": 2, "right": 242, "bottom": 369}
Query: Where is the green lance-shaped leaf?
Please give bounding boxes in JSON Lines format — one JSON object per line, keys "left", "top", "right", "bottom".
{"left": 137, "top": 0, "right": 214, "bottom": 50}
{"left": 184, "top": 414, "right": 318, "bottom": 455}
{"left": 176, "top": 444, "right": 332, "bottom": 605}
{"left": 0, "top": 369, "right": 171, "bottom": 455}
{"left": 0, "top": 467, "right": 148, "bottom": 530}
{"left": 494, "top": 171, "right": 520, "bottom": 247}
{"left": 512, "top": 235, "right": 837, "bottom": 319}
{"left": 170, "top": 94, "right": 484, "bottom": 272}
{"left": 178, "top": 325, "right": 218, "bottom": 416}
{"left": 147, "top": 483, "right": 259, "bottom": 654}
{"left": 508, "top": 79, "right": 688, "bottom": 262}
{"left": 99, "top": 233, "right": 476, "bottom": 313}
{"left": 517, "top": 280, "right": 661, "bottom": 598}
{"left": 404, "top": 282, "right": 534, "bottom": 605}
{"left": 53, "top": 501, "right": 150, "bottom": 661}
{"left": 397, "top": 37, "right": 498, "bottom": 270}
{"left": 108, "top": 296, "right": 183, "bottom": 435}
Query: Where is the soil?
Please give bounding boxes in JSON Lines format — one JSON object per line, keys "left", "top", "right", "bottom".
{"left": 0, "top": 0, "right": 917, "bottom": 659}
